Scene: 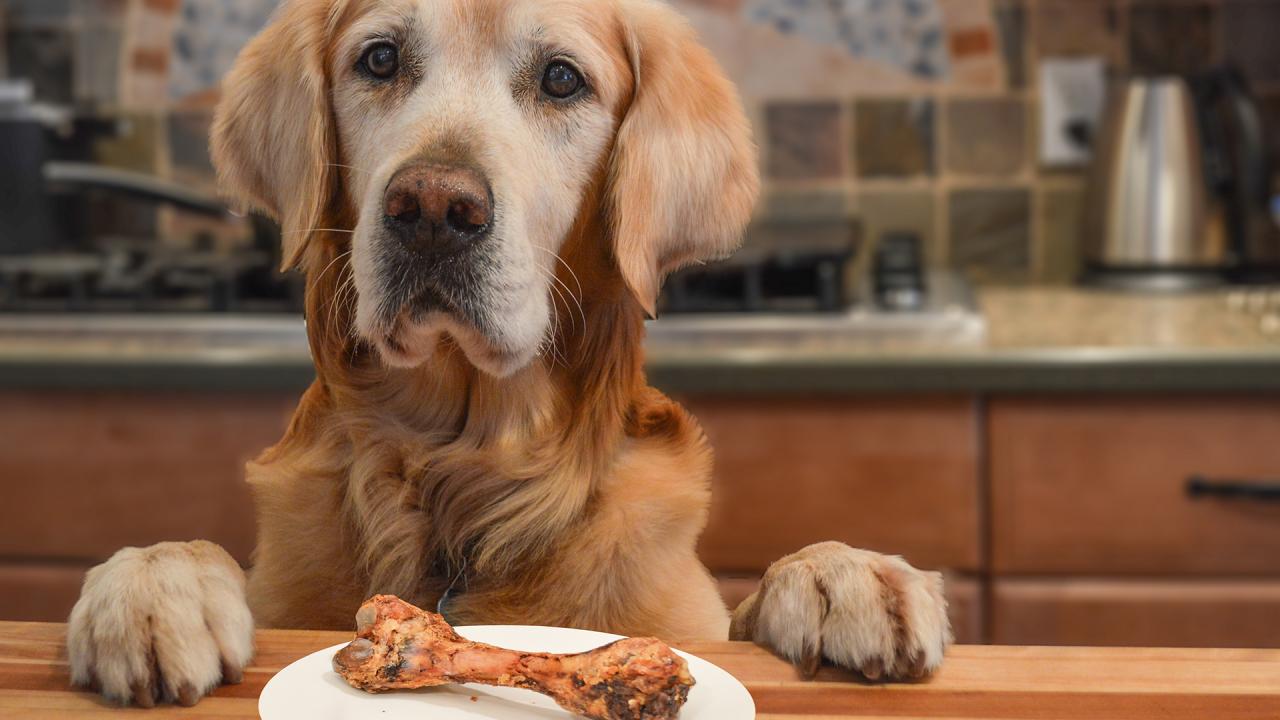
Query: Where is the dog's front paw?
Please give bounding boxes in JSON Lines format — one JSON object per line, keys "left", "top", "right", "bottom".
{"left": 730, "top": 542, "right": 951, "bottom": 680}
{"left": 67, "top": 540, "right": 254, "bottom": 707}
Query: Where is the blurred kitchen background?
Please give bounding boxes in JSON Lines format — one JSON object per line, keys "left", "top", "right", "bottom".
{"left": 3, "top": 0, "right": 1280, "bottom": 650}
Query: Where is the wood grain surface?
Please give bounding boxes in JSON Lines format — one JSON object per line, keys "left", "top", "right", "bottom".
{"left": 989, "top": 396, "right": 1280, "bottom": 575}
{"left": 2, "top": 622, "right": 1278, "bottom": 719}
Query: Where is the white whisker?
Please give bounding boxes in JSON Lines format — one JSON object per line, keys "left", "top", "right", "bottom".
{"left": 281, "top": 227, "right": 356, "bottom": 235}
{"left": 326, "top": 162, "right": 373, "bottom": 176}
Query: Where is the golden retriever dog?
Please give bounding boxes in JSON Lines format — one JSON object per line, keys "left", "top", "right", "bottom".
{"left": 66, "top": 0, "right": 950, "bottom": 707}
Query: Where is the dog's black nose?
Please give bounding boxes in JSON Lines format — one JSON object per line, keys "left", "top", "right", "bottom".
{"left": 383, "top": 164, "right": 492, "bottom": 255}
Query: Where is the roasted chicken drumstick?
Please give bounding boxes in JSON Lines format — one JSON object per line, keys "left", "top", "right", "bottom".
{"left": 332, "top": 595, "right": 694, "bottom": 720}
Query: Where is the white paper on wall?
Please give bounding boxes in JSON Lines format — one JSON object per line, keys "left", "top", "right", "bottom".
{"left": 1039, "top": 57, "right": 1107, "bottom": 167}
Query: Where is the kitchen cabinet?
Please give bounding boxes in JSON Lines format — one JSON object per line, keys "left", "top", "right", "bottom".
{"left": 0, "top": 390, "right": 289, "bottom": 622}
{"left": 0, "top": 391, "right": 284, "bottom": 565}
{"left": 3, "top": 389, "right": 1280, "bottom": 650}
{"left": 992, "top": 579, "right": 1280, "bottom": 648}
{"left": 689, "top": 396, "right": 982, "bottom": 574}
{"left": 989, "top": 397, "right": 1280, "bottom": 576}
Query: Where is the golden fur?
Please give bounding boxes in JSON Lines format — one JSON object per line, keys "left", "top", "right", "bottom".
{"left": 212, "top": 0, "right": 755, "bottom": 640}
{"left": 66, "top": 0, "right": 950, "bottom": 707}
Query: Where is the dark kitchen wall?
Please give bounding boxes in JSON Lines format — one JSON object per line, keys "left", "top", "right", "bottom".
{"left": 4, "top": 0, "right": 1279, "bottom": 282}
{"left": 677, "top": 0, "right": 1280, "bottom": 284}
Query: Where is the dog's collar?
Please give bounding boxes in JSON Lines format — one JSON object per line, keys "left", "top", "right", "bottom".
{"left": 435, "top": 556, "right": 468, "bottom": 621}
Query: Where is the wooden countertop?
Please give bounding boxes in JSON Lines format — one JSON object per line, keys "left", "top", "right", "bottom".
{"left": 2, "top": 622, "right": 1279, "bottom": 719}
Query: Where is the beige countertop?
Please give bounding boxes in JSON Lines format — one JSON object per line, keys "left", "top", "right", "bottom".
{"left": 982, "top": 287, "right": 1280, "bottom": 351}
{"left": 3, "top": 287, "right": 1280, "bottom": 393}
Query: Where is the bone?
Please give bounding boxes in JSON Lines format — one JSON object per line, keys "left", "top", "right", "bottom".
{"left": 332, "top": 595, "right": 694, "bottom": 720}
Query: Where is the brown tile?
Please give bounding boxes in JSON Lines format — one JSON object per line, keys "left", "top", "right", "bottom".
{"left": 1128, "top": 1, "right": 1217, "bottom": 77}
{"left": 1223, "top": 0, "right": 1280, "bottom": 86}
{"left": 941, "top": 0, "right": 1005, "bottom": 88}
{"left": 765, "top": 102, "right": 844, "bottom": 180}
{"left": 856, "top": 191, "right": 940, "bottom": 267}
{"left": 1033, "top": 0, "right": 1123, "bottom": 64}
{"left": 945, "top": 98, "right": 1027, "bottom": 177}
{"left": 995, "top": 0, "right": 1027, "bottom": 89}
{"left": 1039, "top": 186, "right": 1087, "bottom": 284}
{"left": 854, "top": 99, "right": 935, "bottom": 178}
{"left": 949, "top": 188, "right": 1032, "bottom": 281}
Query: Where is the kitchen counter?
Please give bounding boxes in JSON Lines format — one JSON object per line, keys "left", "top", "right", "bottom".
{"left": 2, "top": 622, "right": 1278, "bottom": 719}
{"left": 4, "top": 287, "right": 1280, "bottom": 393}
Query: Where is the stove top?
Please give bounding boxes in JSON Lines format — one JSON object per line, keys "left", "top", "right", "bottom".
{"left": 0, "top": 245, "right": 303, "bottom": 314}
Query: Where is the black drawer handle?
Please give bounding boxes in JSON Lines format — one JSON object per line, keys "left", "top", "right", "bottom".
{"left": 1186, "top": 475, "right": 1280, "bottom": 502}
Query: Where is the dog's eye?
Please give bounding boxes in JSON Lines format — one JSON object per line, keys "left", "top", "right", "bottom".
{"left": 361, "top": 42, "right": 399, "bottom": 80}
{"left": 541, "top": 61, "right": 583, "bottom": 99}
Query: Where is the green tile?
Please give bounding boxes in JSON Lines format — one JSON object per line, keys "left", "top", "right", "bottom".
{"left": 949, "top": 188, "right": 1032, "bottom": 282}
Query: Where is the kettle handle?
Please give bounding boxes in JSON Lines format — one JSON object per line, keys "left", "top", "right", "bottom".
{"left": 1197, "top": 67, "right": 1271, "bottom": 258}
{"left": 1219, "top": 69, "right": 1270, "bottom": 209}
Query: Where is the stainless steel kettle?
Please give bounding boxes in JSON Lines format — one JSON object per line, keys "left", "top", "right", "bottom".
{"left": 1083, "top": 70, "right": 1272, "bottom": 289}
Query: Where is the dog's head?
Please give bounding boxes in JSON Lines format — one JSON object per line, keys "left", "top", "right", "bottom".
{"left": 212, "top": 0, "right": 757, "bottom": 377}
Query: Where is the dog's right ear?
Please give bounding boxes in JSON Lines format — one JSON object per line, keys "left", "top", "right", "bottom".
{"left": 607, "top": 0, "right": 760, "bottom": 317}
{"left": 211, "top": 0, "right": 337, "bottom": 272}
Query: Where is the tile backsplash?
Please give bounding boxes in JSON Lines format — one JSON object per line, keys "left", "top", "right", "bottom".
{"left": 3, "top": 0, "right": 1279, "bottom": 285}
{"left": 677, "top": 0, "right": 1280, "bottom": 284}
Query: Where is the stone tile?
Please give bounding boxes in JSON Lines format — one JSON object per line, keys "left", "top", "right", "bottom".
{"left": 994, "top": 0, "right": 1027, "bottom": 89}
{"left": 948, "top": 188, "right": 1031, "bottom": 281}
{"left": 856, "top": 190, "right": 940, "bottom": 267}
{"left": 1223, "top": 0, "right": 1280, "bottom": 86}
{"left": 945, "top": 98, "right": 1027, "bottom": 177}
{"left": 1128, "top": 1, "right": 1217, "bottom": 77}
{"left": 854, "top": 99, "right": 935, "bottom": 178}
{"left": 940, "top": 0, "right": 1004, "bottom": 89}
{"left": 1039, "top": 186, "right": 1087, "bottom": 284}
{"left": 765, "top": 101, "right": 845, "bottom": 180}
{"left": 745, "top": 0, "right": 949, "bottom": 82}
{"left": 1033, "top": 0, "right": 1123, "bottom": 65}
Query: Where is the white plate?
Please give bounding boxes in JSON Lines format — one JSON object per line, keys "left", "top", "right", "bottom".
{"left": 259, "top": 625, "right": 755, "bottom": 720}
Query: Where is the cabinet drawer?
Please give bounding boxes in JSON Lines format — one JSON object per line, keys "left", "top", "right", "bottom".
{"left": 990, "top": 397, "right": 1280, "bottom": 575}
{"left": 993, "top": 579, "right": 1280, "bottom": 648}
{"left": 0, "top": 391, "right": 291, "bottom": 564}
{"left": 689, "top": 397, "right": 981, "bottom": 573}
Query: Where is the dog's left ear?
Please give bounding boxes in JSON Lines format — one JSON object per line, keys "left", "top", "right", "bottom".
{"left": 210, "top": 0, "right": 337, "bottom": 272}
{"left": 608, "top": 0, "right": 760, "bottom": 317}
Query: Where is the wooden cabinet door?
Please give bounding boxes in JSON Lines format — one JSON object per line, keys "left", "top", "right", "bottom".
{"left": 993, "top": 579, "right": 1280, "bottom": 648}
{"left": 686, "top": 396, "right": 982, "bottom": 574}
{"left": 990, "top": 397, "right": 1280, "bottom": 575}
{"left": 0, "top": 391, "right": 294, "bottom": 565}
